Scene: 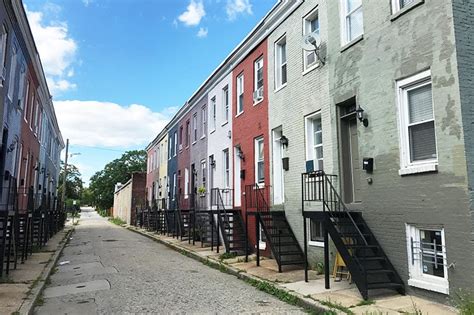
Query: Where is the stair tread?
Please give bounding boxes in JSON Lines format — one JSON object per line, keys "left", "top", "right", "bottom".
{"left": 367, "top": 282, "right": 403, "bottom": 289}
{"left": 366, "top": 269, "right": 395, "bottom": 274}
{"left": 279, "top": 250, "right": 304, "bottom": 255}
{"left": 279, "top": 260, "right": 305, "bottom": 265}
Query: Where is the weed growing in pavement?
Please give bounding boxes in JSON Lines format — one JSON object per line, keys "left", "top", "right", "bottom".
{"left": 452, "top": 289, "right": 474, "bottom": 315}
{"left": 109, "top": 217, "right": 126, "bottom": 226}
{"left": 245, "top": 278, "right": 299, "bottom": 306}
{"left": 354, "top": 299, "right": 375, "bottom": 307}
{"left": 319, "top": 298, "right": 354, "bottom": 315}
{"left": 11, "top": 311, "right": 20, "bottom": 315}
{"left": 34, "top": 294, "right": 45, "bottom": 307}
{"left": 219, "top": 252, "right": 237, "bottom": 261}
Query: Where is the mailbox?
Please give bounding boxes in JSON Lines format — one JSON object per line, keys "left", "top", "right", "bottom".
{"left": 363, "top": 158, "right": 374, "bottom": 173}
{"left": 282, "top": 157, "right": 289, "bottom": 171}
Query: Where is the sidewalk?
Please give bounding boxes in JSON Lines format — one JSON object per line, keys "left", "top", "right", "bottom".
{"left": 127, "top": 224, "right": 459, "bottom": 315}
{"left": 0, "top": 222, "right": 73, "bottom": 315}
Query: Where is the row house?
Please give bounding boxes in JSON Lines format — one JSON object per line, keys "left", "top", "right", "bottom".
{"left": 0, "top": 0, "right": 64, "bottom": 211}
{"left": 145, "top": 0, "right": 474, "bottom": 301}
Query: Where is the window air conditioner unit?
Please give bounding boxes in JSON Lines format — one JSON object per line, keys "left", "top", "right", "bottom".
{"left": 253, "top": 87, "right": 263, "bottom": 102}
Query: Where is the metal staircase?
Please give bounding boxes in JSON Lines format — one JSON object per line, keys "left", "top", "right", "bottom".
{"left": 302, "top": 171, "right": 405, "bottom": 300}
{"left": 245, "top": 184, "right": 305, "bottom": 272}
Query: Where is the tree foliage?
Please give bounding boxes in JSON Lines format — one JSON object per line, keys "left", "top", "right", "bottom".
{"left": 58, "top": 162, "right": 83, "bottom": 201}
{"left": 89, "top": 150, "right": 146, "bottom": 210}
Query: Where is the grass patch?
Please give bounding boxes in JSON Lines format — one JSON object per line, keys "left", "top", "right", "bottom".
{"left": 245, "top": 278, "right": 300, "bottom": 306}
{"left": 109, "top": 217, "right": 126, "bottom": 226}
{"left": 354, "top": 299, "right": 375, "bottom": 307}
{"left": 319, "top": 298, "right": 355, "bottom": 315}
{"left": 34, "top": 295, "right": 44, "bottom": 307}
{"left": 219, "top": 252, "right": 237, "bottom": 261}
{"left": 11, "top": 311, "right": 20, "bottom": 315}
{"left": 97, "top": 209, "right": 108, "bottom": 217}
{"left": 452, "top": 289, "right": 474, "bottom": 315}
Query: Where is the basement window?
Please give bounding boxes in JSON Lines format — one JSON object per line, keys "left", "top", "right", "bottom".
{"left": 406, "top": 224, "right": 449, "bottom": 294}
{"left": 309, "top": 220, "right": 324, "bottom": 247}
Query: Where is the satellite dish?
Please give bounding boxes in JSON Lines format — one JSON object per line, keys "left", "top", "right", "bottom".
{"left": 302, "top": 31, "right": 321, "bottom": 51}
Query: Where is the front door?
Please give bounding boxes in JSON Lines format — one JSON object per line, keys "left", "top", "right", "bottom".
{"left": 234, "top": 147, "right": 242, "bottom": 207}
{"left": 272, "top": 129, "right": 284, "bottom": 205}
{"left": 340, "top": 114, "right": 361, "bottom": 204}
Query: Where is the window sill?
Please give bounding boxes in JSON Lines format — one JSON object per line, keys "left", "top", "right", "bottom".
{"left": 309, "top": 240, "right": 324, "bottom": 247}
{"left": 399, "top": 163, "right": 437, "bottom": 176}
{"left": 200, "top": 135, "right": 206, "bottom": 140}
{"left": 274, "top": 83, "right": 287, "bottom": 93}
{"left": 235, "top": 111, "right": 244, "bottom": 118}
{"left": 253, "top": 98, "right": 264, "bottom": 106}
{"left": 340, "top": 35, "right": 364, "bottom": 53}
{"left": 391, "top": 0, "right": 424, "bottom": 21}
{"left": 221, "top": 121, "right": 228, "bottom": 127}
{"left": 192, "top": 141, "right": 197, "bottom": 146}
{"left": 302, "top": 63, "right": 320, "bottom": 76}
{"left": 408, "top": 278, "right": 449, "bottom": 295}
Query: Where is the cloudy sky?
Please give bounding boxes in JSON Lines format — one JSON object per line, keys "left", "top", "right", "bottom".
{"left": 23, "top": 0, "right": 275, "bottom": 185}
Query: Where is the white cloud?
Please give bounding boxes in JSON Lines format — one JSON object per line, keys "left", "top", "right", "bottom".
{"left": 178, "top": 0, "right": 205, "bottom": 26}
{"left": 54, "top": 100, "right": 173, "bottom": 148}
{"left": 226, "top": 0, "right": 252, "bottom": 20}
{"left": 82, "top": 0, "right": 93, "bottom": 7}
{"left": 197, "top": 27, "right": 208, "bottom": 38}
{"left": 25, "top": 7, "right": 77, "bottom": 95}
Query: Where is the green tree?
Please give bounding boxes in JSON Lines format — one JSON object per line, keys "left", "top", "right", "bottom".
{"left": 89, "top": 150, "right": 146, "bottom": 210}
{"left": 58, "top": 162, "right": 83, "bottom": 201}
{"left": 80, "top": 187, "right": 94, "bottom": 206}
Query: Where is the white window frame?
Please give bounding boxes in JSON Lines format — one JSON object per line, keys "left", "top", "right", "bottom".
{"left": 305, "top": 112, "right": 323, "bottom": 171}
{"left": 0, "top": 24, "right": 8, "bottom": 85}
{"left": 340, "top": 0, "right": 364, "bottom": 46}
{"left": 172, "top": 172, "right": 177, "bottom": 200}
{"left": 201, "top": 159, "right": 206, "bottom": 188}
{"left": 7, "top": 43, "right": 17, "bottom": 101}
{"left": 396, "top": 70, "right": 438, "bottom": 176}
{"left": 303, "top": 8, "right": 320, "bottom": 71}
{"left": 23, "top": 80, "right": 30, "bottom": 121}
{"left": 308, "top": 220, "right": 324, "bottom": 247}
{"left": 405, "top": 224, "right": 449, "bottom": 294}
{"left": 173, "top": 131, "right": 177, "bottom": 157}
{"left": 254, "top": 137, "right": 264, "bottom": 186}
{"left": 184, "top": 168, "right": 189, "bottom": 198}
{"left": 222, "top": 85, "right": 229, "bottom": 123}
{"left": 391, "top": 0, "right": 417, "bottom": 13}
{"left": 201, "top": 105, "right": 207, "bottom": 138}
{"left": 236, "top": 74, "right": 244, "bottom": 115}
{"left": 253, "top": 57, "right": 264, "bottom": 104}
{"left": 274, "top": 35, "right": 287, "bottom": 90}
{"left": 223, "top": 149, "right": 230, "bottom": 188}
{"left": 210, "top": 97, "right": 216, "bottom": 131}
{"left": 192, "top": 113, "right": 197, "bottom": 143}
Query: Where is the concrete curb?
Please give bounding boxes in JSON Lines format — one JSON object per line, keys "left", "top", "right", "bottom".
{"left": 18, "top": 226, "right": 75, "bottom": 315}
{"left": 125, "top": 225, "right": 335, "bottom": 314}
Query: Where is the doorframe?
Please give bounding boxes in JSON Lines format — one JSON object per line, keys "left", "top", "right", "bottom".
{"left": 272, "top": 127, "right": 284, "bottom": 205}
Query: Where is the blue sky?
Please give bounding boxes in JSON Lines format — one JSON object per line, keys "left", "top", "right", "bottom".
{"left": 23, "top": 0, "right": 275, "bottom": 184}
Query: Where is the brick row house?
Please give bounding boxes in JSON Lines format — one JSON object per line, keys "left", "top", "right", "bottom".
{"left": 0, "top": 0, "right": 64, "bottom": 211}
{"left": 144, "top": 0, "right": 474, "bottom": 301}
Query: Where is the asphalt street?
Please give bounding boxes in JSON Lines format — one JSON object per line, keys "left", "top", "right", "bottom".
{"left": 34, "top": 207, "right": 306, "bottom": 314}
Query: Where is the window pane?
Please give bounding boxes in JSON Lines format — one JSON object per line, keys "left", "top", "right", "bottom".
{"left": 400, "top": 0, "right": 415, "bottom": 8}
{"left": 314, "top": 131, "right": 322, "bottom": 145}
{"left": 408, "top": 84, "right": 433, "bottom": 124}
{"left": 310, "top": 17, "right": 319, "bottom": 33}
{"left": 420, "top": 230, "right": 444, "bottom": 278}
{"left": 347, "top": 0, "right": 362, "bottom": 12}
{"left": 315, "top": 146, "right": 323, "bottom": 159}
{"left": 281, "top": 43, "right": 286, "bottom": 63}
{"left": 281, "top": 64, "right": 287, "bottom": 85}
{"left": 306, "top": 51, "right": 316, "bottom": 66}
{"left": 258, "top": 161, "right": 264, "bottom": 182}
{"left": 348, "top": 7, "right": 363, "bottom": 40}
{"left": 310, "top": 220, "right": 323, "bottom": 241}
{"left": 409, "top": 121, "right": 437, "bottom": 161}
{"left": 258, "top": 140, "right": 264, "bottom": 160}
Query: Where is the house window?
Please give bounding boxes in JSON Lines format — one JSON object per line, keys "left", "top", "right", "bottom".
{"left": 184, "top": 168, "right": 189, "bottom": 198}
{"left": 173, "top": 131, "right": 177, "bottom": 156}
{"left": 193, "top": 113, "right": 197, "bottom": 143}
{"left": 0, "top": 25, "right": 7, "bottom": 84}
{"left": 23, "top": 80, "right": 30, "bottom": 120}
{"left": 223, "top": 149, "right": 230, "bottom": 188}
{"left": 396, "top": 70, "right": 437, "bottom": 175}
{"left": 254, "top": 57, "right": 264, "bottom": 103}
{"left": 34, "top": 100, "right": 40, "bottom": 135}
{"left": 275, "top": 35, "right": 287, "bottom": 88}
{"left": 255, "top": 137, "right": 264, "bottom": 185}
{"left": 179, "top": 126, "right": 183, "bottom": 150}
{"left": 406, "top": 224, "right": 448, "bottom": 294}
{"left": 173, "top": 172, "right": 177, "bottom": 200}
{"left": 201, "top": 105, "right": 207, "bottom": 137}
{"left": 309, "top": 220, "right": 324, "bottom": 246}
{"left": 223, "top": 85, "right": 229, "bottom": 122}
{"left": 169, "top": 138, "right": 172, "bottom": 160}
{"left": 392, "top": 0, "right": 416, "bottom": 13}
{"left": 340, "top": 0, "right": 364, "bottom": 45}
{"left": 185, "top": 120, "right": 190, "bottom": 147}
{"left": 237, "top": 74, "right": 244, "bottom": 114}
{"left": 7, "top": 44, "right": 17, "bottom": 101}
{"left": 305, "top": 113, "right": 323, "bottom": 171}
{"left": 211, "top": 97, "right": 216, "bottom": 131}
{"left": 18, "top": 65, "right": 26, "bottom": 110}
{"left": 303, "top": 8, "right": 319, "bottom": 70}
{"left": 201, "top": 159, "right": 206, "bottom": 188}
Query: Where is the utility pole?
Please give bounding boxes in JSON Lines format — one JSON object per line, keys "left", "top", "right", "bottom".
{"left": 62, "top": 139, "right": 69, "bottom": 222}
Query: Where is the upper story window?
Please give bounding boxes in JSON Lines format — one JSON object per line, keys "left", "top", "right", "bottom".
{"left": 275, "top": 35, "right": 287, "bottom": 89}
{"left": 255, "top": 137, "right": 264, "bottom": 185}
{"left": 7, "top": 43, "right": 17, "bottom": 101}
{"left": 305, "top": 113, "right": 323, "bottom": 171}
{"left": 0, "top": 25, "right": 8, "bottom": 85}
{"left": 222, "top": 85, "right": 229, "bottom": 123}
{"left": 201, "top": 159, "right": 206, "bottom": 188}
{"left": 396, "top": 70, "right": 437, "bottom": 175}
{"left": 192, "top": 113, "right": 197, "bottom": 143}
{"left": 23, "top": 80, "right": 30, "bottom": 121}
{"left": 210, "top": 96, "right": 216, "bottom": 131}
{"left": 173, "top": 131, "right": 178, "bottom": 156}
{"left": 201, "top": 105, "right": 207, "bottom": 137}
{"left": 253, "top": 57, "right": 264, "bottom": 103}
{"left": 179, "top": 126, "right": 183, "bottom": 150}
{"left": 34, "top": 100, "right": 40, "bottom": 135}
{"left": 169, "top": 137, "right": 172, "bottom": 160}
{"left": 340, "top": 0, "right": 363, "bottom": 45}
{"left": 392, "top": 0, "right": 416, "bottom": 13}
{"left": 303, "top": 8, "right": 319, "bottom": 70}
{"left": 185, "top": 120, "right": 190, "bottom": 148}
{"left": 237, "top": 74, "right": 244, "bottom": 115}
{"left": 223, "top": 149, "right": 230, "bottom": 188}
